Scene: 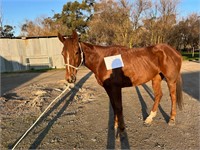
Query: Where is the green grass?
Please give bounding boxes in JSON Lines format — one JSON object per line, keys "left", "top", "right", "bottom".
{"left": 181, "top": 52, "right": 200, "bottom": 61}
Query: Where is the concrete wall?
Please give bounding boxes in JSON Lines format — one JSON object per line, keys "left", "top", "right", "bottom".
{"left": 0, "top": 37, "right": 64, "bottom": 72}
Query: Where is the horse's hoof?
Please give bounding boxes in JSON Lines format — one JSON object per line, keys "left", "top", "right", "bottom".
{"left": 115, "top": 127, "right": 125, "bottom": 139}
{"left": 144, "top": 117, "right": 153, "bottom": 125}
{"left": 115, "top": 129, "right": 126, "bottom": 141}
{"left": 168, "top": 119, "right": 175, "bottom": 126}
{"left": 144, "top": 122, "right": 152, "bottom": 127}
{"left": 115, "top": 129, "right": 120, "bottom": 140}
{"left": 120, "top": 130, "right": 126, "bottom": 139}
{"left": 144, "top": 122, "right": 151, "bottom": 127}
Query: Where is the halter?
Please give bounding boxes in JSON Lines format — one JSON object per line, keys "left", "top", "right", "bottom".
{"left": 64, "top": 42, "right": 84, "bottom": 70}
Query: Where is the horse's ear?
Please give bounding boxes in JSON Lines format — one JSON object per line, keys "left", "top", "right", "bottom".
{"left": 72, "top": 30, "right": 78, "bottom": 41}
{"left": 58, "top": 32, "right": 65, "bottom": 43}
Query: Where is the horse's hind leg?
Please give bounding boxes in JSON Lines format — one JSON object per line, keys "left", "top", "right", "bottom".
{"left": 167, "top": 82, "right": 177, "bottom": 126}
{"left": 145, "top": 74, "right": 162, "bottom": 125}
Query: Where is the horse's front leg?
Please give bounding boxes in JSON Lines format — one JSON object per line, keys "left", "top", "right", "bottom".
{"left": 104, "top": 86, "right": 125, "bottom": 132}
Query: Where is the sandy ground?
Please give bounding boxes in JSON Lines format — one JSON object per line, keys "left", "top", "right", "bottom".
{"left": 0, "top": 61, "right": 200, "bottom": 149}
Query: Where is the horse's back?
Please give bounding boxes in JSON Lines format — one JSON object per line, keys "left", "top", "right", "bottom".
{"left": 94, "top": 43, "right": 182, "bottom": 86}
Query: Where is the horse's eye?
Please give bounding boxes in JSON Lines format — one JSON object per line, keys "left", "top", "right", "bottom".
{"left": 75, "top": 51, "right": 79, "bottom": 55}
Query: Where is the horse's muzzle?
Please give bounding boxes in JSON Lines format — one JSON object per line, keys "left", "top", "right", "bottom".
{"left": 67, "top": 74, "right": 76, "bottom": 83}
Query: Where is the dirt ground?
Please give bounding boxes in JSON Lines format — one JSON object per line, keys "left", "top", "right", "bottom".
{"left": 1, "top": 61, "right": 200, "bottom": 149}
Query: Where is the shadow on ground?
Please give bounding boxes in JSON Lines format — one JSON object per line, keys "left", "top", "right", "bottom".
{"left": 1, "top": 72, "right": 41, "bottom": 96}
{"left": 106, "top": 103, "right": 130, "bottom": 149}
{"left": 182, "top": 71, "right": 199, "bottom": 101}
{"left": 136, "top": 84, "right": 170, "bottom": 123}
{"left": 1, "top": 56, "right": 52, "bottom": 96}
{"left": 11, "top": 71, "right": 93, "bottom": 149}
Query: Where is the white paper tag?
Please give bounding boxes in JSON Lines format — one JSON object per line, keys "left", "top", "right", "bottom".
{"left": 104, "top": 54, "right": 124, "bottom": 70}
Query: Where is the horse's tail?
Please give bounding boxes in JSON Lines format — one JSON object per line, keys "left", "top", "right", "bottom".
{"left": 176, "top": 73, "right": 183, "bottom": 110}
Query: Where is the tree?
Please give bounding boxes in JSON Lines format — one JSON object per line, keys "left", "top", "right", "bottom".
{"left": 21, "top": 16, "right": 59, "bottom": 36}
{"left": 18, "top": 0, "right": 198, "bottom": 50}
{"left": 0, "top": 5, "right": 3, "bottom": 36}
{"left": 0, "top": 7, "right": 15, "bottom": 37}
{"left": 88, "top": 0, "right": 154, "bottom": 47}
{"left": 88, "top": 0, "right": 133, "bottom": 46}
{"left": 136, "top": 0, "right": 179, "bottom": 46}
{"left": 168, "top": 13, "right": 199, "bottom": 50}
{"left": 186, "top": 14, "right": 199, "bottom": 50}
{"left": 53, "top": 0, "right": 94, "bottom": 37}
{"left": 20, "top": 0, "right": 95, "bottom": 37}
{"left": 129, "top": 0, "right": 151, "bottom": 47}
{"left": 131, "top": 0, "right": 151, "bottom": 30}
{"left": 1, "top": 25, "right": 14, "bottom": 37}
{"left": 157, "top": 0, "right": 178, "bottom": 43}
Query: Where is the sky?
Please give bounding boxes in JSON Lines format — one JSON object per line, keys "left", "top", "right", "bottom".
{"left": 1, "top": 0, "right": 200, "bottom": 36}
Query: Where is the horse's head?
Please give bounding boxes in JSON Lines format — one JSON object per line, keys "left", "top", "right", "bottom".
{"left": 58, "top": 31, "right": 83, "bottom": 83}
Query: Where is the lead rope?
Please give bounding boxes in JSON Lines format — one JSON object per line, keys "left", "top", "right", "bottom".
{"left": 11, "top": 83, "right": 73, "bottom": 150}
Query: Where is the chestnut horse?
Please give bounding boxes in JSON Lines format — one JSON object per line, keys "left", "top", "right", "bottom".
{"left": 58, "top": 31, "right": 183, "bottom": 133}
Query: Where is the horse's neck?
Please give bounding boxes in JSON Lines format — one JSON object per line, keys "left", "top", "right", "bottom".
{"left": 81, "top": 42, "right": 99, "bottom": 73}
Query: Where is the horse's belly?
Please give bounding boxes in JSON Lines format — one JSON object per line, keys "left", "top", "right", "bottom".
{"left": 125, "top": 69, "right": 158, "bottom": 86}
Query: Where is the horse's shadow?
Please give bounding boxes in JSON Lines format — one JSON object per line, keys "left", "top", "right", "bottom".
{"left": 106, "top": 104, "right": 130, "bottom": 149}
{"left": 11, "top": 71, "right": 93, "bottom": 149}
{"left": 136, "top": 84, "right": 170, "bottom": 123}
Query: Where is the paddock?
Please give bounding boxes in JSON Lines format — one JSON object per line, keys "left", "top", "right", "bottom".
{"left": 0, "top": 61, "right": 199, "bottom": 149}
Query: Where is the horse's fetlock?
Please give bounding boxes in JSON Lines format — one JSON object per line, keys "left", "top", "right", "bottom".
{"left": 114, "top": 122, "right": 118, "bottom": 129}
{"left": 144, "top": 111, "right": 157, "bottom": 124}
{"left": 149, "top": 111, "right": 157, "bottom": 118}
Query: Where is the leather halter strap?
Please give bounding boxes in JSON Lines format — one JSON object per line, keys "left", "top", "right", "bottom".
{"left": 64, "top": 42, "right": 84, "bottom": 70}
